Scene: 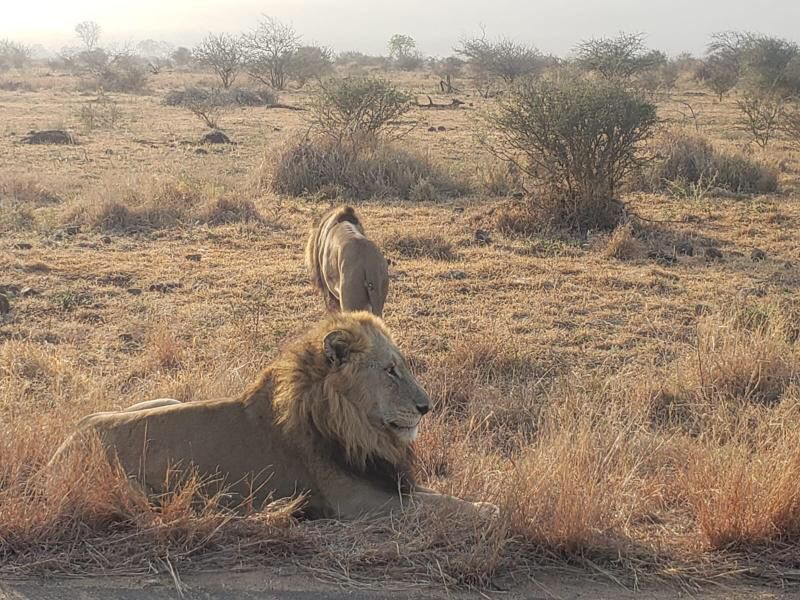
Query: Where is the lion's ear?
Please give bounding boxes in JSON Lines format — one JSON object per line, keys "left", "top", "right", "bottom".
{"left": 323, "top": 330, "right": 351, "bottom": 367}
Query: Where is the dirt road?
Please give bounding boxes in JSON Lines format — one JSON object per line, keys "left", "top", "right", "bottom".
{"left": 1, "top": 570, "right": 796, "bottom": 600}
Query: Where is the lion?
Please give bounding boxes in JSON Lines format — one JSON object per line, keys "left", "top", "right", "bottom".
{"left": 50, "top": 312, "right": 494, "bottom": 519}
{"left": 122, "top": 398, "right": 182, "bottom": 412}
{"left": 304, "top": 206, "right": 389, "bottom": 317}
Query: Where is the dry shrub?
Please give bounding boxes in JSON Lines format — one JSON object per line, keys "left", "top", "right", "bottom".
{"left": 72, "top": 178, "right": 263, "bottom": 232}
{"left": 674, "top": 305, "right": 798, "bottom": 407}
{"left": 686, "top": 428, "right": 800, "bottom": 549}
{"left": 496, "top": 201, "right": 539, "bottom": 236}
{"left": 486, "top": 75, "right": 657, "bottom": 232}
{"left": 143, "top": 328, "right": 184, "bottom": 372}
{"left": 199, "top": 197, "right": 263, "bottom": 225}
{"left": 0, "top": 176, "right": 62, "bottom": 233}
{"left": 383, "top": 233, "right": 455, "bottom": 260}
{"left": 0, "top": 177, "right": 62, "bottom": 205}
{"left": 475, "top": 159, "right": 522, "bottom": 197}
{"left": 268, "top": 134, "right": 466, "bottom": 200}
{"left": 641, "top": 130, "right": 778, "bottom": 196}
{"left": 603, "top": 223, "right": 646, "bottom": 260}
{"left": 423, "top": 335, "right": 539, "bottom": 419}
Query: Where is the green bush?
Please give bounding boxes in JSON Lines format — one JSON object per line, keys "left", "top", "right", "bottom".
{"left": 312, "top": 76, "right": 411, "bottom": 140}
{"left": 487, "top": 74, "right": 657, "bottom": 231}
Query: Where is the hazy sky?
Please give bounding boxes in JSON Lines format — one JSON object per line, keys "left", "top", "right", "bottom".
{"left": 3, "top": 0, "right": 798, "bottom": 57}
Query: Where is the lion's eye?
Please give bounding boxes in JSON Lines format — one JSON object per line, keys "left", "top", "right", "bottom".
{"left": 386, "top": 365, "right": 400, "bottom": 379}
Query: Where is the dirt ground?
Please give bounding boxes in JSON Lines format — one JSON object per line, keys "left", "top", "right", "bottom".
{"left": 2, "top": 570, "right": 797, "bottom": 600}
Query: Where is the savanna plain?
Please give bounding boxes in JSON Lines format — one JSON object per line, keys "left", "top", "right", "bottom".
{"left": 1, "top": 32, "right": 800, "bottom": 599}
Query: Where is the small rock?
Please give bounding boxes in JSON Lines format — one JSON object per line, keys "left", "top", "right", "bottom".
{"left": 474, "top": 229, "right": 492, "bottom": 245}
{"left": 195, "top": 148, "right": 209, "bottom": 155}
{"left": 784, "top": 261, "right": 793, "bottom": 270}
{"left": 750, "top": 248, "right": 767, "bottom": 262}
{"left": 101, "top": 236, "right": 112, "bottom": 244}
{"left": 440, "top": 270, "right": 468, "bottom": 280}
{"left": 149, "top": 281, "right": 182, "bottom": 293}
{"left": 200, "top": 130, "right": 232, "bottom": 145}
{"left": 21, "top": 129, "right": 75, "bottom": 145}
{"left": 427, "top": 126, "right": 437, "bottom": 132}
{"left": 675, "top": 241, "right": 693, "bottom": 256}
{"left": 13, "top": 242, "right": 33, "bottom": 250}
{"left": 19, "top": 286, "right": 38, "bottom": 297}
{"left": 185, "top": 253, "right": 202, "bottom": 262}
{"left": 704, "top": 247, "right": 723, "bottom": 261}
{"left": 126, "top": 288, "right": 143, "bottom": 296}
{"left": 104, "top": 148, "right": 114, "bottom": 155}
{"left": 437, "top": 125, "right": 446, "bottom": 131}
{"left": 0, "top": 294, "right": 10, "bottom": 315}
{"left": 64, "top": 225, "right": 80, "bottom": 236}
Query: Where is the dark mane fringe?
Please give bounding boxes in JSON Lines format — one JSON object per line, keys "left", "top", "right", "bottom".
{"left": 312, "top": 424, "right": 416, "bottom": 495}
{"left": 331, "top": 205, "right": 361, "bottom": 228}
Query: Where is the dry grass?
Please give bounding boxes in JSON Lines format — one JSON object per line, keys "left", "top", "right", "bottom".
{"left": 267, "top": 134, "right": 467, "bottom": 200}
{"left": 604, "top": 223, "right": 647, "bottom": 260}
{"left": 640, "top": 129, "right": 779, "bottom": 197}
{"left": 383, "top": 233, "right": 456, "bottom": 260}
{"left": 2, "top": 67, "right": 800, "bottom": 592}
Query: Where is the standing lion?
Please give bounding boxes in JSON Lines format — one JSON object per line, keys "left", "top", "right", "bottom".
{"left": 304, "top": 206, "right": 389, "bottom": 317}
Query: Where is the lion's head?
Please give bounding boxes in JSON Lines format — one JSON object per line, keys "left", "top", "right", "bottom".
{"left": 272, "top": 311, "right": 430, "bottom": 473}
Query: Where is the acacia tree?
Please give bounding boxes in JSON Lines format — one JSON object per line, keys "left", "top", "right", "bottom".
{"left": 289, "top": 45, "right": 333, "bottom": 87}
{"left": 388, "top": 34, "right": 416, "bottom": 60}
{"left": 575, "top": 32, "right": 664, "bottom": 80}
{"left": 75, "top": 21, "right": 101, "bottom": 51}
{"left": 456, "top": 30, "right": 543, "bottom": 95}
{"left": 243, "top": 16, "right": 300, "bottom": 90}
{"left": 193, "top": 33, "right": 244, "bottom": 88}
{"left": 696, "top": 54, "right": 739, "bottom": 100}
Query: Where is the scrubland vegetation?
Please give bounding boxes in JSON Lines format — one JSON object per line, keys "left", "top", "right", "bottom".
{"left": 1, "top": 18, "right": 800, "bottom": 594}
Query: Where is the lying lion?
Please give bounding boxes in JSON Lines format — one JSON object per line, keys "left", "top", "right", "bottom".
{"left": 50, "top": 312, "right": 494, "bottom": 519}
{"left": 305, "top": 206, "right": 389, "bottom": 317}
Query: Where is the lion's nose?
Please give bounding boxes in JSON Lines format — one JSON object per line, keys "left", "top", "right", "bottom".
{"left": 416, "top": 403, "right": 430, "bottom": 415}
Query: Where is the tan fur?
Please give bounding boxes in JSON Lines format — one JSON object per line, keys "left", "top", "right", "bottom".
{"left": 304, "top": 206, "right": 389, "bottom": 317}
{"left": 50, "top": 313, "right": 492, "bottom": 519}
{"left": 122, "top": 398, "right": 182, "bottom": 412}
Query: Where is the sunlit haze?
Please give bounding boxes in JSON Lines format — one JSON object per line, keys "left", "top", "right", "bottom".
{"left": 2, "top": 0, "right": 799, "bottom": 56}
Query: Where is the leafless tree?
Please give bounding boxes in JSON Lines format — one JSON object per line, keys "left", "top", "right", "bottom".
{"left": 0, "top": 40, "right": 31, "bottom": 70}
{"left": 193, "top": 33, "right": 244, "bottom": 89}
{"left": 736, "top": 92, "right": 786, "bottom": 148}
{"left": 75, "top": 21, "right": 101, "bottom": 51}
{"left": 243, "top": 16, "right": 300, "bottom": 90}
